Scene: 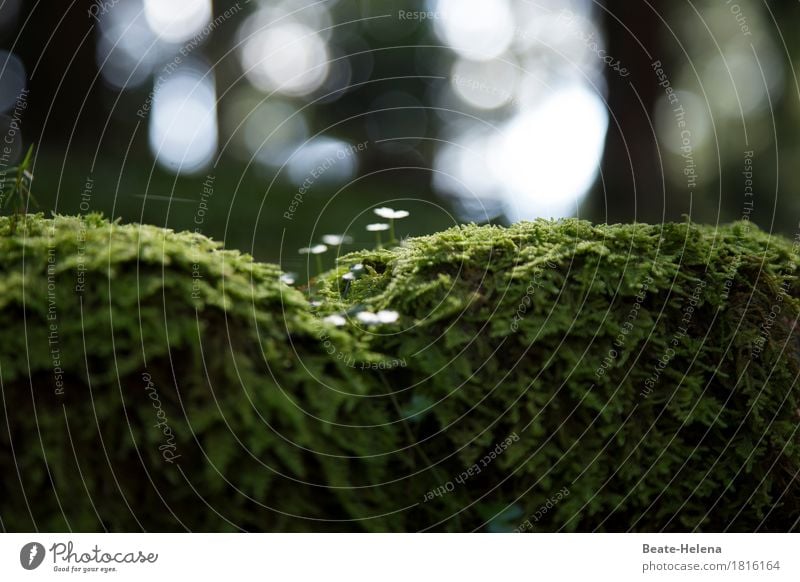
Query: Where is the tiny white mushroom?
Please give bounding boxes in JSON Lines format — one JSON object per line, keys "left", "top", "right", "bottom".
{"left": 323, "top": 314, "right": 347, "bottom": 327}
{"left": 342, "top": 272, "right": 356, "bottom": 281}
{"left": 373, "top": 207, "right": 395, "bottom": 219}
{"left": 373, "top": 206, "right": 410, "bottom": 220}
{"left": 376, "top": 310, "right": 400, "bottom": 323}
{"left": 366, "top": 223, "right": 389, "bottom": 231}
{"left": 298, "top": 244, "right": 328, "bottom": 254}
{"left": 280, "top": 273, "right": 297, "bottom": 285}
{"left": 322, "top": 234, "right": 353, "bottom": 245}
{"left": 356, "top": 311, "right": 379, "bottom": 324}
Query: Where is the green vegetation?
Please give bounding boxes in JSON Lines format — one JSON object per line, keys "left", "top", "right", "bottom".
{"left": 0, "top": 144, "right": 36, "bottom": 232}
{"left": 1, "top": 214, "right": 799, "bottom": 532}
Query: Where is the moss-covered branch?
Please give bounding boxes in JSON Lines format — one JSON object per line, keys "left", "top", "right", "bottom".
{"left": 1, "top": 214, "right": 798, "bottom": 532}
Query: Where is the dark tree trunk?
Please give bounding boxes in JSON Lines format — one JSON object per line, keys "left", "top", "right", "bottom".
{"left": 593, "top": 1, "right": 664, "bottom": 223}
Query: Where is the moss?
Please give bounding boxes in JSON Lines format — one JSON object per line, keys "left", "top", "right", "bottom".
{"left": 2, "top": 214, "right": 799, "bottom": 532}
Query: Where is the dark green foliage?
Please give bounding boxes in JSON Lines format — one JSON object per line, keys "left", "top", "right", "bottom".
{"left": 320, "top": 220, "right": 800, "bottom": 531}
{"left": 1, "top": 215, "right": 799, "bottom": 532}
{"left": 0, "top": 214, "right": 375, "bottom": 531}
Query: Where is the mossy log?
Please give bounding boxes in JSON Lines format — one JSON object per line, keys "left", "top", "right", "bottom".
{"left": 1, "top": 214, "right": 798, "bottom": 532}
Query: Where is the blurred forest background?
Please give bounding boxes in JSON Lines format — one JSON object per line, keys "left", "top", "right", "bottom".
{"left": 1, "top": 0, "right": 799, "bottom": 275}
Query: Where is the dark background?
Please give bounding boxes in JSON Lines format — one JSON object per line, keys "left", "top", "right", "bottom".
{"left": 2, "top": 0, "right": 799, "bottom": 275}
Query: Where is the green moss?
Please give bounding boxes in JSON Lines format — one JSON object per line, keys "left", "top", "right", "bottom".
{"left": 2, "top": 215, "right": 799, "bottom": 532}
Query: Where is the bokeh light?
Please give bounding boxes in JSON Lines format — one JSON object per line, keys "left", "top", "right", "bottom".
{"left": 143, "top": 0, "right": 212, "bottom": 44}
{"left": 655, "top": 90, "right": 712, "bottom": 155}
{"left": 702, "top": 46, "right": 784, "bottom": 118}
{"left": 435, "top": 0, "right": 514, "bottom": 61}
{"left": 0, "top": 50, "right": 26, "bottom": 113}
{"left": 231, "top": 97, "right": 308, "bottom": 168}
{"left": 433, "top": 123, "right": 507, "bottom": 222}
{"left": 490, "top": 84, "right": 608, "bottom": 220}
{"left": 239, "top": 10, "right": 330, "bottom": 97}
{"left": 96, "top": 0, "right": 160, "bottom": 89}
{"left": 148, "top": 63, "right": 218, "bottom": 174}
{"left": 287, "top": 137, "right": 358, "bottom": 186}
{"left": 450, "top": 57, "right": 518, "bottom": 110}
